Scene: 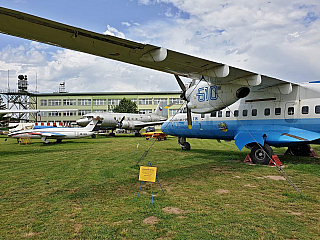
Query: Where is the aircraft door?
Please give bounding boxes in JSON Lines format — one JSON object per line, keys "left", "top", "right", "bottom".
{"left": 285, "top": 102, "right": 298, "bottom": 123}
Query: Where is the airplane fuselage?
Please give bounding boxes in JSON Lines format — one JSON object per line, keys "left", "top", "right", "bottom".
{"left": 162, "top": 82, "right": 320, "bottom": 149}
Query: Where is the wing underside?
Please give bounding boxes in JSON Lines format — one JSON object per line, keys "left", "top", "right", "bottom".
{"left": 0, "top": 7, "right": 292, "bottom": 90}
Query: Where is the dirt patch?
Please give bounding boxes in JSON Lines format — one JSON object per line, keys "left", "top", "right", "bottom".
{"left": 244, "top": 184, "right": 257, "bottom": 188}
{"left": 162, "top": 207, "right": 184, "bottom": 214}
{"left": 216, "top": 189, "right": 230, "bottom": 194}
{"left": 265, "top": 175, "right": 286, "bottom": 181}
{"left": 25, "top": 232, "right": 38, "bottom": 238}
{"left": 288, "top": 211, "right": 303, "bottom": 216}
{"left": 233, "top": 176, "right": 241, "bottom": 178}
{"left": 124, "top": 220, "right": 133, "bottom": 223}
{"left": 143, "top": 216, "right": 159, "bottom": 225}
{"left": 74, "top": 223, "right": 82, "bottom": 234}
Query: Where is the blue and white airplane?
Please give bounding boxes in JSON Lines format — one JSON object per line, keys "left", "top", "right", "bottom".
{"left": 0, "top": 7, "right": 318, "bottom": 163}
{"left": 8, "top": 118, "right": 102, "bottom": 143}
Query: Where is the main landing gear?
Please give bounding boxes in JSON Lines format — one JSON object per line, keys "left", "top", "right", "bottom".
{"left": 135, "top": 132, "right": 142, "bottom": 137}
{"left": 249, "top": 143, "right": 274, "bottom": 165}
{"left": 178, "top": 137, "right": 191, "bottom": 151}
{"left": 287, "top": 144, "right": 312, "bottom": 157}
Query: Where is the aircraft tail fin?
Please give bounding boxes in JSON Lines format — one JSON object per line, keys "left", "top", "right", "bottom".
{"left": 83, "top": 118, "right": 102, "bottom": 131}
{"left": 154, "top": 101, "right": 167, "bottom": 116}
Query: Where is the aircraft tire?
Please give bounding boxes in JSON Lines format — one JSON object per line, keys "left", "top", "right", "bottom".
{"left": 135, "top": 133, "right": 142, "bottom": 137}
{"left": 288, "top": 144, "right": 311, "bottom": 156}
{"left": 91, "top": 134, "right": 96, "bottom": 138}
{"left": 250, "top": 144, "right": 273, "bottom": 165}
{"left": 181, "top": 142, "right": 191, "bottom": 151}
{"left": 56, "top": 139, "right": 62, "bottom": 143}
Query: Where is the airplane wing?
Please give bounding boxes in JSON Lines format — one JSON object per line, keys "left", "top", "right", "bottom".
{"left": 134, "top": 121, "right": 166, "bottom": 128}
{"left": 0, "top": 7, "right": 293, "bottom": 90}
{"left": 29, "top": 132, "right": 66, "bottom": 137}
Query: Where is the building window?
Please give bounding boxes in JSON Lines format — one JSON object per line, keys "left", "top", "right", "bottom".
{"left": 38, "top": 112, "right": 47, "bottom": 117}
{"left": 139, "top": 109, "right": 153, "bottom": 114}
{"left": 275, "top": 108, "right": 281, "bottom": 115}
{"left": 78, "top": 110, "right": 91, "bottom": 116}
{"left": 93, "top": 99, "right": 106, "bottom": 105}
{"left": 288, "top": 107, "right": 294, "bottom": 115}
{"left": 131, "top": 99, "right": 137, "bottom": 103}
{"left": 315, "top": 106, "right": 320, "bottom": 114}
{"left": 154, "top": 98, "right": 167, "bottom": 105}
{"left": 108, "top": 99, "right": 121, "bottom": 106}
{"left": 218, "top": 111, "right": 222, "bottom": 117}
{"left": 226, "top": 111, "right": 230, "bottom": 117}
{"left": 48, "top": 99, "right": 61, "bottom": 106}
{"left": 78, "top": 99, "right": 91, "bottom": 106}
{"left": 48, "top": 112, "right": 62, "bottom": 117}
{"left": 169, "top": 109, "right": 178, "bottom": 115}
{"left": 93, "top": 109, "right": 107, "bottom": 113}
{"left": 40, "top": 100, "right": 47, "bottom": 106}
{"left": 252, "top": 109, "right": 257, "bottom": 116}
{"left": 63, "top": 99, "right": 76, "bottom": 106}
{"left": 210, "top": 111, "right": 217, "bottom": 117}
{"left": 243, "top": 109, "right": 248, "bottom": 117}
{"left": 63, "top": 111, "right": 77, "bottom": 117}
{"left": 234, "top": 110, "right": 239, "bottom": 117}
{"left": 139, "top": 99, "right": 152, "bottom": 105}
{"left": 169, "top": 98, "right": 184, "bottom": 104}
{"left": 264, "top": 108, "right": 270, "bottom": 116}
{"left": 302, "top": 106, "right": 309, "bottom": 114}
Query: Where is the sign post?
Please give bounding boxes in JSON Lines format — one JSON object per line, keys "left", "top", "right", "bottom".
{"left": 137, "top": 161, "right": 165, "bottom": 204}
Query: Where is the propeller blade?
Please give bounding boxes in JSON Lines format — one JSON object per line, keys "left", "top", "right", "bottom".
{"left": 119, "top": 116, "right": 125, "bottom": 123}
{"left": 174, "top": 75, "right": 186, "bottom": 92}
{"left": 187, "top": 107, "right": 192, "bottom": 129}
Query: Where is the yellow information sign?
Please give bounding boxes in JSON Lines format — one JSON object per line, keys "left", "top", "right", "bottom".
{"left": 139, "top": 166, "right": 157, "bottom": 183}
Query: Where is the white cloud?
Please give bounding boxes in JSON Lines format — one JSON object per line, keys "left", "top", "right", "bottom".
{"left": 121, "top": 22, "right": 131, "bottom": 27}
{"left": 103, "top": 25, "right": 126, "bottom": 39}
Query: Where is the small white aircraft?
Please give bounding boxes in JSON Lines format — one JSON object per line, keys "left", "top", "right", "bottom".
{"left": 1, "top": 7, "right": 320, "bottom": 164}
{"left": 8, "top": 118, "right": 102, "bottom": 143}
{"left": 76, "top": 101, "right": 167, "bottom": 136}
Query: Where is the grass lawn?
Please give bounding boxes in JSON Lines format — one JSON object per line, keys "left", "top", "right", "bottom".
{"left": 0, "top": 135, "right": 319, "bottom": 239}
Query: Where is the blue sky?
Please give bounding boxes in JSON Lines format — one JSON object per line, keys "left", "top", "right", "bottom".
{"left": 0, "top": 0, "right": 320, "bottom": 93}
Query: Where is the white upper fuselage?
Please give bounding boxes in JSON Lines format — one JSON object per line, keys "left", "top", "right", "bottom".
{"left": 77, "top": 112, "right": 167, "bottom": 130}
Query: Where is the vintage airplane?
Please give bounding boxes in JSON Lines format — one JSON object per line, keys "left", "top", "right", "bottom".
{"left": 0, "top": 7, "right": 319, "bottom": 164}
{"left": 76, "top": 101, "right": 167, "bottom": 136}
{"left": 8, "top": 117, "right": 102, "bottom": 143}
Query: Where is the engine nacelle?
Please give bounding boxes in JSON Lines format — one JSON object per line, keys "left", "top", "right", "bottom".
{"left": 120, "top": 121, "right": 141, "bottom": 130}
{"left": 185, "top": 81, "right": 250, "bottom": 113}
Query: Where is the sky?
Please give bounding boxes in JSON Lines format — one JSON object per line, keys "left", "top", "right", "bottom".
{"left": 0, "top": 0, "right": 320, "bottom": 93}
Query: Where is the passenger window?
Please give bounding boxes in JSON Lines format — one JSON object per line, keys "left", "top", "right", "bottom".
{"left": 243, "top": 109, "right": 248, "bottom": 117}
{"left": 218, "top": 111, "right": 222, "bottom": 117}
{"left": 264, "top": 108, "right": 270, "bottom": 116}
{"left": 201, "top": 113, "right": 205, "bottom": 118}
{"left": 315, "top": 106, "right": 320, "bottom": 114}
{"left": 288, "top": 107, "right": 294, "bottom": 115}
{"left": 234, "top": 110, "right": 239, "bottom": 117}
{"left": 252, "top": 109, "right": 257, "bottom": 116}
{"left": 226, "top": 111, "right": 230, "bottom": 117}
{"left": 302, "top": 106, "right": 309, "bottom": 114}
{"left": 275, "top": 108, "right": 281, "bottom": 115}
{"left": 210, "top": 111, "right": 217, "bottom": 117}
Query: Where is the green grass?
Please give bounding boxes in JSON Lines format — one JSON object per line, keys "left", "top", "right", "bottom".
{"left": 0, "top": 135, "right": 319, "bottom": 239}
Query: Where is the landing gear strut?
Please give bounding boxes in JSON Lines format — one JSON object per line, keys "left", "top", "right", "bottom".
{"left": 178, "top": 137, "right": 191, "bottom": 151}
{"left": 250, "top": 143, "right": 273, "bottom": 165}
{"left": 135, "top": 131, "right": 142, "bottom": 137}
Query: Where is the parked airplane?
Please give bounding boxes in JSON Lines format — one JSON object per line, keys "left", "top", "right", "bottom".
{"left": 76, "top": 101, "right": 167, "bottom": 137}
{"left": 0, "top": 7, "right": 318, "bottom": 164}
{"left": 8, "top": 118, "right": 102, "bottom": 143}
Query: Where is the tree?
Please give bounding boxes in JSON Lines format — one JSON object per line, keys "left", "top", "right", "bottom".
{"left": 112, "top": 98, "right": 138, "bottom": 113}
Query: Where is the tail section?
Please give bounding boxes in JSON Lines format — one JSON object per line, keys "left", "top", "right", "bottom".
{"left": 83, "top": 118, "right": 102, "bottom": 131}
{"left": 154, "top": 101, "right": 167, "bottom": 116}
